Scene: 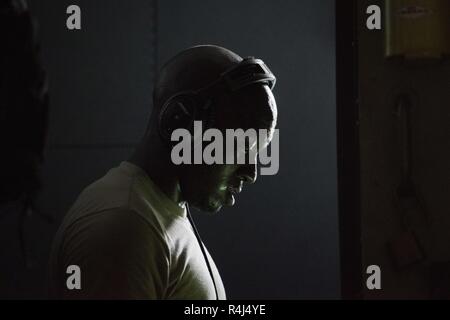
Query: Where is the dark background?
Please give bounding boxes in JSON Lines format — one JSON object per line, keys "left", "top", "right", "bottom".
{"left": 0, "top": 0, "right": 339, "bottom": 299}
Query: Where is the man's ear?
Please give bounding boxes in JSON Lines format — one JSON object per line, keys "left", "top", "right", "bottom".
{"left": 158, "top": 93, "right": 198, "bottom": 142}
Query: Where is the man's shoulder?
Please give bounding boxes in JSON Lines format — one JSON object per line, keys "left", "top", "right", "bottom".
{"left": 67, "top": 207, "right": 168, "bottom": 245}
{"left": 58, "top": 162, "right": 180, "bottom": 252}
{"left": 55, "top": 206, "right": 172, "bottom": 271}
{"left": 62, "top": 164, "right": 140, "bottom": 225}
{"left": 78, "top": 165, "right": 135, "bottom": 210}
{"left": 50, "top": 206, "right": 172, "bottom": 299}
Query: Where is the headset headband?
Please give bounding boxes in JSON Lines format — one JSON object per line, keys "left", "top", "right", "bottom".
{"left": 196, "top": 57, "right": 276, "bottom": 99}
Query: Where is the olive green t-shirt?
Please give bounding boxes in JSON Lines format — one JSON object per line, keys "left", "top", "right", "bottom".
{"left": 48, "top": 161, "right": 226, "bottom": 300}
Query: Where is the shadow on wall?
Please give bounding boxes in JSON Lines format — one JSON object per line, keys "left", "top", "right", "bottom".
{"left": 0, "top": 0, "right": 51, "bottom": 299}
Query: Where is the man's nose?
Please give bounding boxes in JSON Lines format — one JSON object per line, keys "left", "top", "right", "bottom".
{"left": 239, "top": 163, "right": 258, "bottom": 184}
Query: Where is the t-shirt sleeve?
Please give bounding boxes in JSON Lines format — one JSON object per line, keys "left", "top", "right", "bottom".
{"left": 58, "top": 208, "right": 171, "bottom": 299}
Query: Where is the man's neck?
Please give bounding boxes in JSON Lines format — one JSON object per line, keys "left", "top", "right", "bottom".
{"left": 128, "top": 134, "right": 183, "bottom": 206}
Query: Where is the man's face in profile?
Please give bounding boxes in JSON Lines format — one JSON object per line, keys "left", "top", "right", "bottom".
{"left": 178, "top": 85, "right": 277, "bottom": 213}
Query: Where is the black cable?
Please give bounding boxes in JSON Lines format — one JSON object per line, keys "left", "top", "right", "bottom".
{"left": 186, "top": 204, "right": 219, "bottom": 300}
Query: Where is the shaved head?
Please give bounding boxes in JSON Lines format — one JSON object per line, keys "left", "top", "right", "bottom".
{"left": 153, "top": 45, "right": 242, "bottom": 113}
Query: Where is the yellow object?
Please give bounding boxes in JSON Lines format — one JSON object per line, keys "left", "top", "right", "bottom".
{"left": 385, "top": 0, "right": 450, "bottom": 60}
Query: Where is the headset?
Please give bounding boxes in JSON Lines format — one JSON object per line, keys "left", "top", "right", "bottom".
{"left": 158, "top": 57, "right": 276, "bottom": 143}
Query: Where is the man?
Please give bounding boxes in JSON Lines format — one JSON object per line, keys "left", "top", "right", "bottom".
{"left": 48, "top": 45, "right": 278, "bottom": 299}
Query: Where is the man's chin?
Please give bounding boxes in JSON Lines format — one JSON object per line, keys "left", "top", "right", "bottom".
{"left": 202, "top": 203, "right": 223, "bottom": 214}
{"left": 190, "top": 189, "right": 240, "bottom": 213}
{"left": 191, "top": 199, "right": 224, "bottom": 214}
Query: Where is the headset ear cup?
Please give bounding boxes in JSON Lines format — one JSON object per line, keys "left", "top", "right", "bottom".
{"left": 158, "top": 93, "right": 198, "bottom": 143}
